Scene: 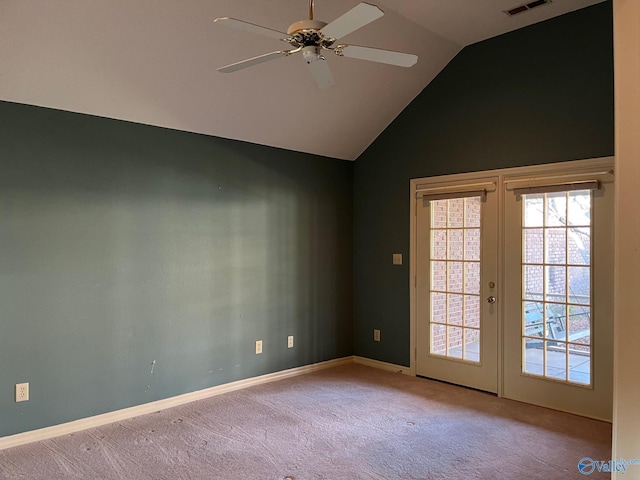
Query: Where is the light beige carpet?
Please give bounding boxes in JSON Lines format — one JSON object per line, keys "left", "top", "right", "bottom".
{"left": 0, "top": 364, "right": 612, "bottom": 479}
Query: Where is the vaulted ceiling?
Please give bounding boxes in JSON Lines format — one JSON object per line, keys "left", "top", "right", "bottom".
{"left": 0, "top": 0, "right": 605, "bottom": 160}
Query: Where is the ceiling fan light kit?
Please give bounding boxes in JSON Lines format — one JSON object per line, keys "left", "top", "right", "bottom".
{"left": 214, "top": 1, "right": 418, "bottom": 89}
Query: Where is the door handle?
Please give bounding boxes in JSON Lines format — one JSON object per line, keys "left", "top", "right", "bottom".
{"left": 487, "top": 296, "right": 496, "bottom": 304}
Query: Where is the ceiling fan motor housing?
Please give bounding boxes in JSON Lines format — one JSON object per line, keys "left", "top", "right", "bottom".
{"left": 286, "top": 20, "right": 335, "bottom": 50}
{"left": 286, "top": 20, "right": 327, "bottom": 35}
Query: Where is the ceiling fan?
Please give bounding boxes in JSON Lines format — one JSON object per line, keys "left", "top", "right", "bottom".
{"left": 214, "top": 1, "right": 418, "bottom": 90}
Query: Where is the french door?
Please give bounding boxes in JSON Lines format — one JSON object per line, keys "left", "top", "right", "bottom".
{"left": 411, "top": 159, "right": 614, "bottom": 420}
{"left": 415, "top": 177, "right": 499, "bottom": 393}
{"left": 501, "top": 164, "right": 614, "bottom": 420}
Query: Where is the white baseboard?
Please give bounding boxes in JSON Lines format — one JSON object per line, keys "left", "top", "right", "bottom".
{"left": 0, "top": 356, "right": 353, "bottom": 451}
{"left": 353, "top": 356, "right": 411, "bottom": 375}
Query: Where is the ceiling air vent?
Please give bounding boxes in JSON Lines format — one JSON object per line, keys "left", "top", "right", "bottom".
{"left": 505, "top": 0, "right": 552, "bottom": 16}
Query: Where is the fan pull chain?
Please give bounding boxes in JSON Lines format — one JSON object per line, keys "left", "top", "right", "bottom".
{"left": 309, "top": 0, "right": 315, "bottom": 20}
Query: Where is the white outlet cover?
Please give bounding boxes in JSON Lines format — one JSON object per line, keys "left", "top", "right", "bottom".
{"left": 15, "top": 382, "right": 29, "bottom": 402}
{"left": 287, "top": 336, "right": 294, "bottom": 348}
{"left": 393, "top": 254, "right": 403, "bottom": 265}
{"left": 255, "top": 340, "right": 263, "bottom": 354}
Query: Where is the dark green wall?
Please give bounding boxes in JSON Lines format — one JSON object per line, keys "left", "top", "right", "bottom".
{"left": 353, "top": 2, "right": 614, "bottom": 366}
{"left": 0, "top": 101, "right": 353, "bottom": 436}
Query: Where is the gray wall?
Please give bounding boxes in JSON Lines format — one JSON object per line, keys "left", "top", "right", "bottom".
{"left": 353, "top": 2, "right": 614, "bottom": 366}
{"left": 0, "top": 102, "right": 353, "bottom": 437}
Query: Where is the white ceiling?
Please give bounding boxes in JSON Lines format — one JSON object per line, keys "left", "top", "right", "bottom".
{"left": 0, "top": 0, "right": 605, "bottom": 160}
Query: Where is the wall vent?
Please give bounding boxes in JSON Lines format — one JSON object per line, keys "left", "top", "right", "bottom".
{"left": 505, "top": 0, "right": 552, "bottom": 16}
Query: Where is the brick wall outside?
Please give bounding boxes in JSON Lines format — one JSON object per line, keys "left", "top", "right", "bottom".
{"left": 430, "top": 198, "right": 481, "bottom": 356}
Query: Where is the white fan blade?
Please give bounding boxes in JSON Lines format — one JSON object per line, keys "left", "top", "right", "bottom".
{"left": 218, "top": 51, "right": 291, "bottom": 73}
{"left": 338, "top": 45, "right": 417, "bottom": 67}
{"left": 214, "top": 17, "right": 288, "bottom": 40}
{"left": 320, "top": 3, "right": 384, "bottom": 40}
{"left": 307, "top": 59, "right": 335, "bottom": 90}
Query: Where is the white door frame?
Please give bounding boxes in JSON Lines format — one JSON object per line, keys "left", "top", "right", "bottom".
{"left": 409, "top": 156, "right": 614, "bottom": 404}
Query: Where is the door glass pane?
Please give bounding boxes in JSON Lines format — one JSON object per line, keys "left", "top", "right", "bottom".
{"left": 447, "top": 199, "right": 464, "bottom": 228}
{"left": 521, "top": 190, "right": 592, "bottom": 385}
{"left": 567, "top": 228, "right": 590, "bottom": 265}
{"left": 523, "top": 229, "right": 543, "bottom": 263}
{"left": 523, "top": 338, "right": 543, "bottom": 375}
{"left": 545, "top": 341, "right": 567, "bottom": 381}
{"left": 545, "top": 193, "right": 567, "bottom": 226}
{"left": 545, "top": 265, "right": 566, "bottom": 302}
{"left": 464, "top": 262, "right": 480, "bottom": 294}
{"left": 523, "top": 195, "right": 544, "bottom": 227}
{"left": 431, "top": 324, "right": 446, "bottom": 356}
{"left": 448, "top": 229, "right": 463, "bottom": 260}
{"left": 431, "top": 292, "right": 446, "bottom": 323}
{"left": 464, "top": 228, "right": 480, "bottom": 261}
{"left": 568, "top": 266, "right": 590, "bottom": 304}
{"left": 429, "top": 196, "right": 481, "bottom": 363}
{"left": 431, "top": 261, "right": 447, "bottom": 291}
{"left": 448, "top": 294, "right": 463, "bottom": 325}
{"left": 449, "top": 262, "right": 463, "bottom": 293}
{"left": 545, "top": 229, "right": 566, "bottom": 264}
{"left": 464, "top": 295, "right": 480, "bottom": 328}
{"left": 448, "top": 326, "right": 463, "bottom": 359}
{"left": 523, "top": 266, "right": 543, "bottom": 301}
{"left": 463, "top": 328, "right": 480, "bottom": 362}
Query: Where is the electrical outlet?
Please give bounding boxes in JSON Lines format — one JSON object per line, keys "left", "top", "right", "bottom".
{"left": 15, "top": 383, "right": 29, "bottom": 402}
{"left": 287, "top": 335, "right": 294, "bottom": 348}
{"left": 392, "top": 253, "right": 403, "bottom": 265}
{"left": 255, "top": 340, "right": 263, "bottom": 354}
{"left": 374, "top": 329, "right": 381, "bottom": 342}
